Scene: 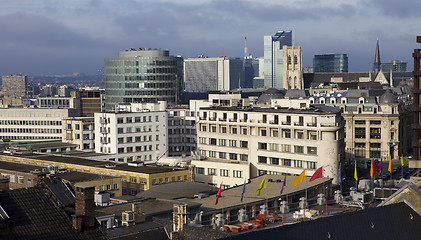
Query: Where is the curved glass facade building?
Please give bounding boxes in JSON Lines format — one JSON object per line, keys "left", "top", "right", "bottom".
{"left": 104, "top": 49, "right": 183, "bottom": 111}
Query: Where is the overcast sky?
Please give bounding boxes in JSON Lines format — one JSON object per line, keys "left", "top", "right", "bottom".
{"left": 0, "top": 0, "right": 419, "bottom": 75}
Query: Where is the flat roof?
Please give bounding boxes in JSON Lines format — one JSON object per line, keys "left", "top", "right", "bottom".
{"left": 200, "top": 105, "right": 341, "bottom": 115}
{"left": 184, "top": 174, "right": 331, "bottom": 211}
{"left": 55, "top": 171, "right": 119, "bottom": 183}
{"left": 0, "top": 161, "right": 47, "bottom": 173}
{"left": 1, "top": 153, "right": 187, "bottom": 174}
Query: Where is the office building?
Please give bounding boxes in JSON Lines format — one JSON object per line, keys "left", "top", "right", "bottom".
{"left": 412, "top": 36, "right": 421, "bottom": 168}
{"left": 104, "top": 48, "right": 183, "bottom": 111}
{"left": 62, "top": 117, "right": 95, "bottom": 152}
{"left": 183, "top": 57, "right": 244, "bottom": 92}
{"left": 73, "top": 90, "right": 104, "bottom": 117}
{"left": 0, "top": 108, "right": 80, "bottom": 141}
{"left": 193, "top": 92, "right": 344, "bottom": 187}
{"left": 313, "top": 54, "right": 348, "bottom": 73}
{"left": 264, "top": 30, "right": 292, "bottom": 89}
{"left": 1, "top": 75, "right": 27, "bottom": 98}
{"left": 94, "top": 101, "right": 168, "bottom": 164}
{"left": 382, "top": 60, "right": 407, "bottom": 73}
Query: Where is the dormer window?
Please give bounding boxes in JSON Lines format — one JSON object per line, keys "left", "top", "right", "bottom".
{"left": 320, "top": 97, "right": 325, "bottom": 104}
{"left": 341, "top": 97, "right": 347, "bottom": 104}
{"left": 309, "top": 97, "right": 314, "bottom": 104}
{"left": 330, "top": 98, "right": 336, "bottom": 104}
{"left": 359, "top": 97, "right": 365, "bottom": 104}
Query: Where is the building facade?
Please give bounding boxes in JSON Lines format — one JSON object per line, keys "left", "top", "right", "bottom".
{"left": 1, "top": 75, "right": 27, "bottom": 97}
{"left": 313, "top": 54, "right": 348, "bottom": 73}
{"left": 183, "top": 57, "right": 244, "bottom": 92}
{"left": 94, "top": 102, "right": 168, "bottom": 164}
{"left": 104, "top": 48, "right": 183, "bottom": 111}
{"left": 412, "top": 36, "right": 421, "bottom": 168}
{"left": 264, "top": 30, "right": 292, "bottom": 89}
{"left": 194, "top": 100, "right": 344, "bottom": 187}
{"left": 382, "top": 60, "right": 407, "bottom": 73}
{"left": 283, "top": 45, "right": 304, "bottom": 89}
{"left": 0, "top": 108, "right": 80, "bottom": 141}
{"left": 62, "top": 117, "right": 95, "bottom": 151}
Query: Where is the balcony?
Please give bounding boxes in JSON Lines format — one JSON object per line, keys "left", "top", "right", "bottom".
{"left": 209, "top": 117, "right": 216, "bottom": 121}
{"left": 281, "top": 121, "right": 291, "bottom": 125}
{"left": 269, "top": 121, "right": 279, "bottom": 124}
{"left": 294, "top": 122, "right": 304, "bottom": 126}
{"left": 307, "top": 122, "right": 317, "bottom": 127}
{"left": 199, "top": 117, "right": 206, "bottom": 120}
{"left": 219, "top": 118, "right": 227, "bottom": 121}
{"left": 258, "top": 120, "right": 267, "bottom": 124}
{"left": 229, "top": 118, "right": 238, "bottom": 122}
{"left": 239, "top": 119, "right": 247, "bottom": 122}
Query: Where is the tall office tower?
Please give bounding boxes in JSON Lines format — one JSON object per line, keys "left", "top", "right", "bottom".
{"left": 382, "top": 60, "right": 407, "bottom": 73}
{"left": 183, "top": 57, "right": 244, "bottom": 92}
{"left": 263, "top": 30, "right": 292, "bottom": 89}
{"left": 1, "top": 75, "right": 27, "bottom": 97}
{"left": 283, "top": 45, "right": 303, "bottom": 89}
{"left": 412, "top": 36, "right": 421, "bottom": 168}
{"left": 313, "top": 54, "right": 348, "bottom": 73}
{"left": 104, "top": 48, "right": 183, "bottom": 111}
{"left": 373, "top": 39, "right": 381, "bottom": 75}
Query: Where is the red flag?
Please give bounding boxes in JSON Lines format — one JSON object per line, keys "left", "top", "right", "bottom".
{"left": 310, "top": 166, "right": 323, "bottom": 182}
{"left": 215, "top": 184, "right": 222, "bottom": 205}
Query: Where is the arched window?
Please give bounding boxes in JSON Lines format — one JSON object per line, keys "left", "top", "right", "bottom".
{"left": 294, "top": 56, "right": 298, "bottom": 65}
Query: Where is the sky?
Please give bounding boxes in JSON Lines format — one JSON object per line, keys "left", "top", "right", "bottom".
{"left": 0, "top": 0, "right": 419, "bottom": 76}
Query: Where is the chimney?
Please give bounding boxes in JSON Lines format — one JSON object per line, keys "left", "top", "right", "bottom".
{"left": 72, "top": 183, "right": 95, "bottom": 231}
{"left": 0, "top": 178, "right": 9, "bottom": 191}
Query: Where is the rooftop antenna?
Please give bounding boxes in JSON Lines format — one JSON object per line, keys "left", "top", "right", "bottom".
{"left": 244, "top": 36, "right": 248, "bottom": 55}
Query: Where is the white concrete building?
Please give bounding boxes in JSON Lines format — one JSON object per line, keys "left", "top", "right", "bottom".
{"left": 193, "top": 97, "right": 344, "bottom": 187}
{"left": 0, "top": 107, "right": 80, "bottom": 141}
{"left": 94, "top": 102, "right": 168, "bottom": 163}
{"left": 62, "top": 117, "right": 95, "bottom": 151}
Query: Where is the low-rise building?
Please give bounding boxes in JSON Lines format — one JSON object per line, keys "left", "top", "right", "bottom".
{"left": 62, "top": 117, "right": 95, "bottom": 151}
{"left": 0, "top": 161, "right": 46, "bottom": 189}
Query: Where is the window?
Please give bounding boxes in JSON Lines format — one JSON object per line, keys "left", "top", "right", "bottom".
{"left": 282, "top": 129, "right": 291, "bottom": 138}
{"left": 258, "top": 156, "right": 267, "bottom": 164}
{"left": 370, "top": 120, "right": 381, "bottom": 125}
{"left": 126, "top": 137, "right": 132, "bottom": 143}
{"left": 209, "top": 151, "right": 216, "bottom": 158}
{"left": 240, "top": 154, "right": 248, "bottom": 161}
{"left": 355, "top": 120, "right": 365, "bottom": 126}
{"left": 307, "top": 147, "right": 317, "bottom": 155}
{"left": 370, "top": 128, "right": 381, "bottom": 139}
{"left": 271, "top": 157, "right": 279, "bottom": 165}
{"left": 199, "top": 137, "right": 206, "bottom": 144}
{"left": 240, "top": 141, "right": 248, "bottom": 148}
{"left": 209, "top": 138, "right": 217, "bottom": 145}
{"left": 229, "top": 140, "right": 237, "bottom": 147}
{"left": 118, "top": 128, "right": 124, "bottom": 134}
{"left": 370, "top": 150, "right": 381, "bottom": 158}
{"left": 294, "top": 145, "right": 304, "bottom": 154}
{"left": 75, "top": 134, "right": 80, "bottom": 139}
{"left": 117, "top": 118, "right": 123, "bottom": 123}
{"left": 229, "top": 153, "right": 238, "bottom": 160}
{"left": 258, "top": 142, "right": 267, "bottom": 150}
{"left": 18, "top": 176, "right": 24, "bottom": 184}
{"left": 283, "top": 159, "right": 291, "bottom": 166}
{"left": 233, "top": 170, "right": 243, "bottom": 178}
{"left": 219, "top": 139, "right": 226, "bottom": 146}
{"left": 370, "top": 143, "right": 381, "bottom": 148}
{"left": 294, "top": 160, "right": 303, "bottom": 168}
{"left": 355, "top": 128, "right": 366, "bottom": 139}
{"left": 130, "top": 177, "right": 137, "bottom": 183}
{"left": 75, "top": 124, "right": 80, "bottom": 130}
{"left": 355, "top": 142, "right": 366, "bottom": 148}
{"left": 220, "top": 169, "right": 230, "bottom": 177}
{"left": 269, "top": 143, "right": 279, "bottom": 151}
{"left": 135, "top": 117, "right": 141, "bottom": 122}
{"left": 219, "top": 152, "right": 226, "bottom": 159}
{"left": 107, "top": 184, "right": 111, "bottom": 190}
{"left": 118, "top": 137, "right": 124, "bottom": 144}
{"left": 208, "top": 168, "right": 217, "bottom": 175}
{"left": 281, "top": 144, "right": 291, "bottom": 152}
{"left": 355, "top": 149, "right": 365, "bottom": 158}
{"left": 307, "top": 162, "right": 316, "bottom": 169}
{"left": 196, "top": 167, "right": 205, "bottom": 174}
{"left": 231, "top": 127, "right": 238, "bottom": 134}
{"left": 118, "top": 148, "right": 124, "bottom": 153}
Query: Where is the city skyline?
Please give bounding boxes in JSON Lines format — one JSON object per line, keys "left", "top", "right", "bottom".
{"left": 0, "top": 0, "right": 419, "bottom": 75}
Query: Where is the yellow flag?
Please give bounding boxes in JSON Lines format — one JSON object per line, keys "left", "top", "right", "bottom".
{"left": 256, "top": 176, "right": 267, "bottom": 196}
{"left": 388, "top": 156, "right": 392, "bottom": 173}
{"left": 401, "top": 156, "right": 407, "bottom": 166}
{"left": 354, "top": 161, "right": 358, "bottom": 181}
{"left": 293, "top": 170, "right": 305, "bottom": 187}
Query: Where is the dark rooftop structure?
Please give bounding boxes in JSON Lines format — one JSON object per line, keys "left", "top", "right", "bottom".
{"left": 0, "top": 187, "right": 105, "bottom": 240}
{"left": 220, "top": 202, "right": 421, "bottom": 240}
{"left": 136, "top": 181, "right": 219, "bottom": 200}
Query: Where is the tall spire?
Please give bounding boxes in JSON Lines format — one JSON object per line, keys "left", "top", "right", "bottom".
{"left": 373, "top": 38, "right": 381, "bottom": 74}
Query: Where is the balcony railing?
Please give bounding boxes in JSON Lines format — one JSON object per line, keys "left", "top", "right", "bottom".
{"left": 294, "top": 122, "right": 304, "bottom": 126}
{"left": 229, "top": 118, "right": 237, "bottom": 122}
{"left": 269, "top": 121, "right": 279, "bottom": 124}
{"left": 281, "top": 121, "right": 291, "bottom": 125}
{"left": 307, "top": 122, "right": 317, "bottom": 127}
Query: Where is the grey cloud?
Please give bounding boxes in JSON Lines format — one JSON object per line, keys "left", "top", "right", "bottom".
{"left": 368, "top": 0, "right": 419, "bottom": 18}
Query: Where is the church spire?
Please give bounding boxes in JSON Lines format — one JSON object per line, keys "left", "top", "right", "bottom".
{"left": 373, "top": 38, "right": 381, "bottom": 74}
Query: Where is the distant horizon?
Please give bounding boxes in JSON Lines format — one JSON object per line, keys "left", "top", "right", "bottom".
{"left": 0, "top": 1, "right": 419, "bottom": 75}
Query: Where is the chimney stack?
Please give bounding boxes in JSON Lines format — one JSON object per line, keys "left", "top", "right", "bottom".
{"left": 72, "top": 183, "right": 95, "bottom": 231}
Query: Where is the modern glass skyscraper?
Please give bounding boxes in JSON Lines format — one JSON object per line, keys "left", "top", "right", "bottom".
{"left": 381, "top": 60, "right": 407, "bottom": 73}
{"left": 264, "top": 30, "right": 292, "bottom": 89}
{"left": 104, "top": 48, "right": 183, "bottom": 111}
{"left": 313, "top": 54, "right": 348, "bottom": 73}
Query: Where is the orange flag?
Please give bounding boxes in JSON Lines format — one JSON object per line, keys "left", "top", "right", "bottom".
{"left": 370, "top": 158, "right": 376, "bottom": 179}
{"left": 293, "top": 170, "right": 305, "bottom": 187}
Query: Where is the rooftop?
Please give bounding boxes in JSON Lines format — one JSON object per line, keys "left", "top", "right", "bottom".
{"left": 55, "top": 171, "right": 119, "bottom": 183}
{"left": 200, "top": 105, "right": 341, "bottom": 115}
{"left": 0, "top": 160, "right": 47, "bottom": 173}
